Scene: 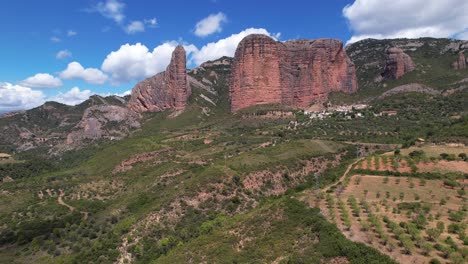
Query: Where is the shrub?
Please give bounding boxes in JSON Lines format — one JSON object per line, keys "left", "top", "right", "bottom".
{"left": 440, "top": 198, "right": 447, "bottom": 205}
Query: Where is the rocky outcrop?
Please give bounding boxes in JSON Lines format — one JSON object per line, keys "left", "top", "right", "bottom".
{"left": 377, "top": 83, "right": 440, "bottom": 99}
{"left": 451, "top": 52, "right": 466, "bottom": 70}
{"left": 128, "top": 46, "right": 190, "bottom": 113}
{"left": 381, "top": 48, "right": 415, "bottom": 80}
{"left": 229, "top": 34, "right": 357, "bottom": 112}
{"left": 66, "top": 105, "right": 140, "bottom": 145}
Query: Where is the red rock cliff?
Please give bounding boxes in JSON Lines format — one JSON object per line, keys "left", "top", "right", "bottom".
{"left": 229, "top": 34, "right": 357, "bottom": 112}
{"left": 451, "top": 52, "right": 466, "bottom": 70}
{"left": 128, "top": 46, "right": 189, "bottom": 113}
{"left": 381, "top": 47, "right": 415, "bottom": 80}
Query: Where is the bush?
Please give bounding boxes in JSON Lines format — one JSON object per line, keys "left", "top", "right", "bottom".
{"left": 443, "top": 179, "right": 459, "bottom": 188}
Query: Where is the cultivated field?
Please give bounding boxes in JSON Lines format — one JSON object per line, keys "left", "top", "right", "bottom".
{"left": 319, "top": 146, "right": 467, "bottom": 264}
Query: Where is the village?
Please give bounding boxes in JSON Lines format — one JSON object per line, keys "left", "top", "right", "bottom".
{"left": 303, "top": 104, "right": 398, "bottom": 120}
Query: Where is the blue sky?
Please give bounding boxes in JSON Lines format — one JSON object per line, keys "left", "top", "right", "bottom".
{"left": 0, "top": 0, "right": 467, "bottom": 112}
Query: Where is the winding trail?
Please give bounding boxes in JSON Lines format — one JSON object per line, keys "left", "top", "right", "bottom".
{"left": 322, "top": 158, "right": 363, "bottom": 193}
{"left": 58, "top": 189, "right": 75, "bottom": 212}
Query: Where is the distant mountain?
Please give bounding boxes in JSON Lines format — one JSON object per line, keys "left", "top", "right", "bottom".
{"left": 0, "top": 95, "right": 137, "bottom": 153}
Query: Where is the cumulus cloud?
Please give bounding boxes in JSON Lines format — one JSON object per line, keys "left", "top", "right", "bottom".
{"left": 194, "top": 12, "right": 227, "bottom": 37}
{"left": 192, "top": 28, "right": 279, "bottom": 65}
{"left": 60, "top": 62, "right": 108, "bottom": 85}
{"left": 49, "top": 87, "right": 93, "bottom": 106}
{"left": 19, "top": 73, "right": 63, "bottom": 88}
{"left": 89, "top": 0, "right": 156, "bottom": 34}
{"left": 92, "top": 0, "right": 125, "bottom": 24}
{"left": 67, "top": 30, "right": 77, "bottom": 37}
{"left": 145, "top": 18, "right": 158, "bottom": 28}
{"left": 99, "top": 28, "right": 279, "bottom": 83}
{"left": 50, "top": 37, "right": 61, "bottom": 43}
{"left": 56, "top": 50, "right": 72, "bottom": 60}
{"left": 0, "top": 82, "right": 46, "bottom": 111}
{"left": 125, "top": 21, "right": 145, "bottom": 34}
{"left": 101, "top": 42, "right": 197, "bottom": 84}
{"left": 343, "top": 0, "right": 468, "bottom": 44}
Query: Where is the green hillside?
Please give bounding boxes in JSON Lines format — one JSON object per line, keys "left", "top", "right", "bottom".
{"left": 0, "top": 39, "right": 467, "bottom": 263}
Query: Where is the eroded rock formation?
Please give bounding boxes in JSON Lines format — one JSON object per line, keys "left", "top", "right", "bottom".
{"left": 128, "top": 46, "right": 190, "bottom": 113}
{"left": 381, "top": 47, "right": 415, "bottom": 80}
{"left": 66, "top": 105, "right": 140, "bottom": 145}
{"left": 451, "top": 52, "right": 466, "bottom": 70}
{"left": 229, "top": 34, "right": 357, "bottom": 112}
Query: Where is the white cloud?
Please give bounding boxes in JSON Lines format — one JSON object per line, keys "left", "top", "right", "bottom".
{"left": 145, "top": 18, "right": 158, "bottom": 28}
{"left": 192, "top": 28, "right": 279, "bottom": 65}
{"left": 100, "top": 28, "right": 279, "bottom": 84}
{"left": 51, "top": 37, "right": 61, "bottom": 43}
{"left": 93, "top": 0, "right": 125, "bottom": 24}
{"left": 343, "top": 0, "right": 468, "bottom": 44}
{"left": 56, "top": 50, "right": 72, "bottom": 60}
{"left": 67, "top": 30, "right": 77, "bottom": 37}
{"left": 125, "top": 21, "right": 145, "bottom": 34}
{"left": 101, "top": 90, "right": 132, "bottom": 97}
{"left": 0, "top": 82, "right": 46, "bottom": 111}
{"left": 49, "top": 87, "right": 93, "bottom": 106}
{"left": 456, "top": 31, "right": 468, "bottom": 40}
{"left": 101, "top": 42, "right": 197, "bottom": 84}
{"left": 60, "top": 62, "right": 108, "bottom": 85}
{"left": 194, "top": 12, "right": 227, "bottom": 37}
{"left": 19, "top": 73, "right": 63, "bottom": 88}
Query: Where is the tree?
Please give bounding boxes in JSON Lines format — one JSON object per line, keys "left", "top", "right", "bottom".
{"left": 458, "top": 153, "right": 467, "bottom": 161}
{"left": 448, "top": 252, "right": 464, "bottom": 264}
{"left": 399, "top": 234, "right": 415, "bottom": 254}
{"left": 440, "top": 198, "right": 447, "bottom": 205}
{"left": 457, "top": 189, "right": 466, "bottom": 198}
{"left": 426, "top": 228, "right": 441, "bottom": 241}
{"left": 419, "top": 178, "right": 426, "bottom": 186}
{"left": 383, "top": 177, "right": 389, "bottom": 184}
{"left": 436, "top": 221, "right": 445, "bottom": 233}
{"left": 360, "top": 221, "right": 371, "bottom": 231}
{"left": 421, "top": 242, "right": 433, "bottom": 256}
{"left": 413, "top": 214, "right": 427, "bottom": 229}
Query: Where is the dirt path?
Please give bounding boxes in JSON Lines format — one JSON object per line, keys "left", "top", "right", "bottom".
{"left": 323, "top": 158, "right": 363, "bottom": 193}
{"left": 58, "top": 189, "right": 75, "bottom": 212}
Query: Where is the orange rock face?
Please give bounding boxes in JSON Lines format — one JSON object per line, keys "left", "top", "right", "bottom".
{"left": 381, "top": 47, "right": 415, "bottom": 80}
{"left": 128, "top": 46, "right": 190, "bottom": 113}
{"left": 229, "top": 34, "right": 357, "bottom": 112}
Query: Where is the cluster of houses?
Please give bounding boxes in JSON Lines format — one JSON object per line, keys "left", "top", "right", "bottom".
{"left": 303, "top": 104, "right": 398, "bottom": 120}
